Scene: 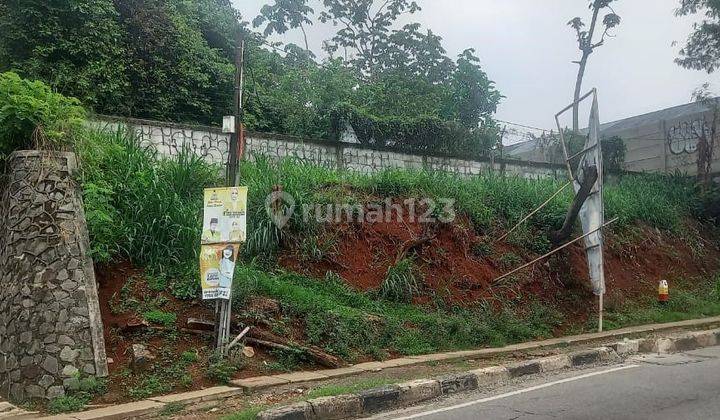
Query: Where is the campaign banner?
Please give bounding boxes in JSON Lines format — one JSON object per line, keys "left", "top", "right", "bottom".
{"left": 199, "top": 243, "right": 239, "bottom": 300}
{"left": 201, "top": 187, "right": 247, "bottom": 244}
{"left": 200, "top": 186, "right": 247, "bottom": 300}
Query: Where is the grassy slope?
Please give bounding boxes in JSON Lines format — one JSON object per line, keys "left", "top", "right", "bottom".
{"left": 78, "top": 127, "right": 720, "bottom": 362}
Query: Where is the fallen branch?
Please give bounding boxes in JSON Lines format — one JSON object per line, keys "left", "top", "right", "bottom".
{"left": 248, "top": 329, "right": 345, "bottom": 368}
{"left": 226, "top": 326, "right": 251, "bottom": 351}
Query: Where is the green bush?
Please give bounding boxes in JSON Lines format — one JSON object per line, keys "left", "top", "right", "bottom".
{"left": 206, "top": 356, "right": 238, "bottom": 384}
{"left": 0, "top": 72, "right": 85, "bottom": 159}
{"left": 127, "top": 375, "right": 171, "bottom": 400}
{"left": 77, "top": 126, "right": 220, "bottom": 296}
{"left": 379, "top": 258, "right": 422, "bottom": 303}
{"left": 48, "top": 395, "right": 90, "bottom": 414}
{"left": 330, "top": 102, "right": 498, "bottom": 159}
{"left": 143, "top": 310, "right": 177, "bottom": 327}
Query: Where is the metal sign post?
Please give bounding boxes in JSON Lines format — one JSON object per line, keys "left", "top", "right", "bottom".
{"left": 555, "top": 88, "right": 607, "bottom": 333}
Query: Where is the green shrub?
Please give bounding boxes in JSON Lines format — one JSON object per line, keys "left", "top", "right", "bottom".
{"left": 180, "top": 351, "right": 199, "bottom": 363}
{"left": 48, "top": 395, "right": 90, "bottom": 414}
{"left": 143, "top": 310, "right": 177, "bottom": 327}
{"left": 127, "top": 375, "right": 171, "bottom": 400}
{"left": 206, "top": 353, "right": 241, "bottom": 384}
{"left": 329, "top": 103, "right": 498, "bottom": 158}
{"left": 0, "top": 72, "right": 85, "bottom": 159}
{"left": 77, "top": 126, "right": 220, "bottom": 295}
{"left": 379, "top": 258, "right": 422, "bottom": 303}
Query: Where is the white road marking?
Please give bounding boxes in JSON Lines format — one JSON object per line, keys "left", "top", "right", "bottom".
{"left": 394, "top": 364, "right": 641, "bottom": 419}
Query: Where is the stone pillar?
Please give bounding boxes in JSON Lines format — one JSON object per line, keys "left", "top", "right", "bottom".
{"left": 0, "top": 151, "right": 108, "bottom": 402}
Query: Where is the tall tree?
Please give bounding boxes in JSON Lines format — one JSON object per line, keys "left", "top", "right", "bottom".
{"left": 567, "top": 0, "right": 621, "bottom": 132}
{"left": 675, "top": 0, "right": 720, "bottom": 73}
{"left": 0, "top": 0, "right": 128, "bottom": 114}
{"left": 253, "top": 0, "right": 314, "bottom": 52}
{"left": 319, "top": 0, "right": 420, "bottom": 77}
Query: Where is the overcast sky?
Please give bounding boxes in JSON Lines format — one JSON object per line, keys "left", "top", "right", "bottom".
{"left": 233, "top": 0, "right": 719, "bottom": 130}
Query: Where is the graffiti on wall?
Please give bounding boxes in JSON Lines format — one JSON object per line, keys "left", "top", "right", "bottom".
{"left": 666, "top": 119, "right": 708, "bottom": 155}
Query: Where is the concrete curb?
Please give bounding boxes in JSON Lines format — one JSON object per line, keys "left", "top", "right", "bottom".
{"left": 232, "top": 315, "right": 720, "bottom": 394}
{"left": 36, "top": 322, "right": 720, "bottom": 420}
{"left": 255, "top": 328, "right": 720, "bottom": 420}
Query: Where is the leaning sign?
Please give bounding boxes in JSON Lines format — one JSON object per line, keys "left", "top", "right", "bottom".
{"left": 200, "top": 187, "right": 248, "bottom": 300}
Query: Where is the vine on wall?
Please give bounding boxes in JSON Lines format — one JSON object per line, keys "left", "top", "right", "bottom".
{"left": 330, "top": 103, "right": 500, "bottom": 159}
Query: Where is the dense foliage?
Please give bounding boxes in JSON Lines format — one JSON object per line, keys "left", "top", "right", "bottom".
{"left": 0, "top": 72, "right": 85, "bottom": 159}
{"left": 675, "top": 0, "right": 720, "bottom": 73}
{"left": 329, "top": 103, "right": 499, "bottom": 158}
{"left": 0, "top": 0, "right": 502, "bottom": 157}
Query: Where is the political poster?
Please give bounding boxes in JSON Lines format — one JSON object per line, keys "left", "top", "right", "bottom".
{"left": 200, "top": 186, "right": 247, "bottom": 300}
{"left": 201, "top": 187, "right": 247, "bottom": 244}
{"left": 199, "top": 243, "right": 239, "bottom": 300}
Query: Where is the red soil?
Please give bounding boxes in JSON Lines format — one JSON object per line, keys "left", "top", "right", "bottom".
{"left": 95, "top": 263, "right": 212, "bottom": 403}
{"left": 93, "top": 201, "right": 720, "bottom": 403}
{"left": 280, "top": 200, "right": 720, "bottom": 323}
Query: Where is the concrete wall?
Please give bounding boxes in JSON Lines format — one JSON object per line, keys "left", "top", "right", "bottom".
{"left": 92, "top": 116, "right": 565, "bottom": 180}
{"left": 0, "top": 151, "right": 108, "bottom": 402}
{"left": 600, "top": 109, "right": 720, "bottom": 176}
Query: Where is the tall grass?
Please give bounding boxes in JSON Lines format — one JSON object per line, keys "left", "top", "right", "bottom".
{"left": 232, "top": 264, "right": 564, "bottom": 359}
{"left": 77, "top": 129, "right": 701, "bottom": 300}
{"left": 77, "top": 127, "right": 221, "bottom": 297}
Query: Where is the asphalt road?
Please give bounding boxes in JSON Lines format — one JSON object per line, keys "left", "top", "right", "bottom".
{"left": 374, "top": 346, "right": 720, "bottom": 420}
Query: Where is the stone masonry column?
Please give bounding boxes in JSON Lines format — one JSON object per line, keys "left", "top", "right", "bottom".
{"left": 0, "top": 151, "right": 108, "bottom": 402}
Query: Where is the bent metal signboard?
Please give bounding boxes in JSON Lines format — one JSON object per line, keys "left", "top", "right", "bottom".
{"left": 200, "top": 187, "right": 247, "bottom": 300}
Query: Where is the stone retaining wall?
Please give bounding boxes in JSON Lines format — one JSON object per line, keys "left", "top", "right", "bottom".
{"left": 92, "top": 116, "right": 565, "bottom": 180}
{"left": 0, "top": 151, "right": 108, "bottom": 402}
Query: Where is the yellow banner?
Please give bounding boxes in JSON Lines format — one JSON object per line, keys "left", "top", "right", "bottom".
{"left": 199, "top": 243, "right": 240, "bottom": 300}
{"left": 200, "top": 186, "right": 247, "bottom": 300}
{"left": 201, "top": 187, "right": 247, "bottom": 244}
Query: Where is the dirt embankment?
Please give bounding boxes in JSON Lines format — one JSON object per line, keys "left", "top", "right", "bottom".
{"left": 93, "top": 200, "right": 720, "bottom": 403}
{"left": 280, "top": 201, "right": 720, "bottom": 320}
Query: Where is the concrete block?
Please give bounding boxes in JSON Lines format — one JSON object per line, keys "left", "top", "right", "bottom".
{"left": 689, "top": 330, "right": 719, "bottom": 348}
{"left": 439, "top": 373, "right": 479, "bottom": 395}
{"left": 471, "top": 366, "right": 510, "bottom": 386}
{"left": 359, "top": 386, "right": 401, "bottom": 413}
{"left": 231, "top": 375, "right": 290, "bottom": 392}
{"left": 536, "top": 355, "right": 571, "bottom": 373}
{"left": 595, "top": 347, "right": 621, "bottom": 363}
{"left": 397, "top": 379, "right": 441, "bottom": 405}
{"left": 275, "top": 371, "right": 329, "bottom": 383}
{"left": 307, "top": 394, "right": 362, "bottom": 419}
{"left": 654, "top": 338, "right": 676, "bottom": 354}
{"left": 673, "top": 335, "right": 700, "bottom": 352}
{"left": 570, "top": 349, "right": 602, "bottom": 366}
{"left": 151, "top": 386, "right": 241, "bottom": 404}
{"left": 610, "top": 339, "right": 642, "bottom": 356}
{"left": 72, "top": 399, "right": 165, "bottom": 419}
{"left": 506, "top": 361, "right": 542, "bottom": 378}
{"left": 639, "top": 338, "right": 658, "bottom": 353}
{"left": 257, "top": 402, "right": 310, "bottom": 420}
{"left": 319, "top": 366, "right": 366, "bottom": 379}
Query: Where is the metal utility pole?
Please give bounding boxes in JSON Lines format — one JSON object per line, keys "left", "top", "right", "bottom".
{"left": 227, "top": 31, "right": 246, "bottom": 186}
{"left": 217, "top": 30, "right": 246, "bottom": 355}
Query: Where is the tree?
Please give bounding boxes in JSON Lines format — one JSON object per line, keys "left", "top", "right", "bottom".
{"left": 689, "top": 84, "right": 719, "bottom": 189}
{"left": 253, "top": 0, "right": 315, "bottom": 52}
{"left": 0, "top": 0, "right": 128, "bottom": 114}
{"left": 567, "top": 0, "right": 621, "bottom": 132}
{"left": 443, "top": 49, "right": 502, "bottom": 130}
{"left": 675, "top": 0, "right": 720, "bottom": 73}
{"left": 319, "top": 0, "right": 420, "bottom": 76}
